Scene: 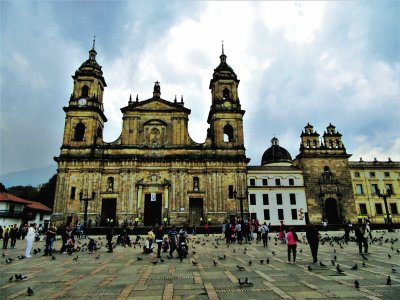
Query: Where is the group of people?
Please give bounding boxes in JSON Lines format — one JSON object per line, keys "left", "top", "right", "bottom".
{"left": 223, "top": 219, "right": 270, "bottom": 245}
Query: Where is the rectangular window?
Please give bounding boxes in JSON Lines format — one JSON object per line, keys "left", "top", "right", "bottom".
{"left": 289, "top": 193, "right": 296, "bottom": 205}
{"left": 70, "top": 187, "right": 76, "bottom": 200}
{"left": 278, "top": 209, "right": 284, "bottom": 220}
{"left": 40, "top": 213, "right": 44, "bottom": 221}
{"left": 262, "top": 194, "right": 269, "bottom": 205}
{"left": 263, "top": 209, "right": 270, "bottom": 220}
{"left": 390, "top": 203, "right": 398, "bottom": 214}
{"left": 375, "top": 203, "right": 383, "bottom": 215}
{"left": 384, "top": 172, "right": 390, "bottom": 177}
{"left": 354, "top": 172, "right": 360, "bottom": 178}
{"left": 359, "top": 203, "right": 367, "bottom": 215}
{"left": 276, "top": 194, "right": 282, "bottom": 205}
{"left": 288, "top": 178, "right": 294, "bottom": 186}
{"left": 9, "top": 204, "right": 15, "bottom": 213}
{"left": 228, "top": 185, "right": 234, "bottom": 199}
{"left": 386, "top": 184, "right": 394, "bottom": 195}
{"left": 371, "top": 184, "right": 379, "bottom": 195}
{"left": 262, "top": 179, "right": 268, "bottom": 186}
{"left": 250, "top": 194, "right": 256, "bottom": 205}
{"left": 370, "top": 172, "right": 375, "bottom": 177}
{"left": 249, "top": 178, "right": 256, "bottom": 186}
{"left": 291, "top": 209, "right": 298, "bottom": 220}
{"left": 356, "top": 184, "right": 363, "bottom": 195}
{"left": 275, "top": 178, "right": 281, "bottom": 186}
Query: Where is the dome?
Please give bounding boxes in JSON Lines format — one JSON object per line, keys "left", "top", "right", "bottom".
{"left": 261, "top": 137, "right": 293, "bottom": 165}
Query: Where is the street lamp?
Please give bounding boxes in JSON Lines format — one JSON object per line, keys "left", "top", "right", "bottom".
{"left": 233, "top": 189, "right": 248, "bottom": 222}
{"left": 79, "top": 191, "right": 96, "bottom": 230}
{"left": 376, "top": 188, "right": 393, "bottom": 232}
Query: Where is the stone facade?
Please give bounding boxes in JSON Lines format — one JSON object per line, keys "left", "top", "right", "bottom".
{"left": 293, "top": 124, "right": 357, "bottom": 224}
{"left": 52, "top": 44, "right": 249, "bottom": 227}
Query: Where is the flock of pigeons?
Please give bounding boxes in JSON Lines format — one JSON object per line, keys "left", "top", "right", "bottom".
{"left": 1, "top": 230, "right": 399, "bottom": 296}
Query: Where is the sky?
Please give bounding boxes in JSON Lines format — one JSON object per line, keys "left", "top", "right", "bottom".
{"left": 0, "top": 0, "right": 399, "bottom": 178}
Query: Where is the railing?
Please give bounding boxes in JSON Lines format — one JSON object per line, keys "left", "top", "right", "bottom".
{"left": 0, "top": 210, "right": 24, "bottom": 218}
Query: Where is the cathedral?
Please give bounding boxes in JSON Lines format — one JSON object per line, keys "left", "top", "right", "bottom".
{"left": 52, "top": 43, "right": 249, "bottom": 227}
{"left": 52, "top": 42, "right": 399, "bottom": 228}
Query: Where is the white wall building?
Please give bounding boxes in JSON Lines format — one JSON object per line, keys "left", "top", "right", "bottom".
{"left": 247, "top": 138, "right": 308, "bottom": 226}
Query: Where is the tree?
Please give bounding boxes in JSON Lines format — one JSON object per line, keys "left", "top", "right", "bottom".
{"left": 7, "top": 185, "right": 38, "bottom": 200}
{"left": 36, "top": 174, "right": 57, "bottom": 209}
{"left": 0, "top": 182, "right": 6, "bottom": 192}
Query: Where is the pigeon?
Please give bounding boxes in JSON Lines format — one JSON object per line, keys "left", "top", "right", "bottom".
{"left": 95, "top": 254, "right": 100, "bottom": 259}
{"left": 192, "top": 260, "right": 198, "bottom": 266}
{"left": 397, "top": 249, "right": 400, "bottom": 254}
{"left": 27, "top": 287, "right": 34, "bottom": 296}
{"left": 248, "top": 260, "right": 252, "bottom": 266}
{"left": 266, "top": 258, "right": 270, "bottom": 264}
{"left": 333, "top": 255, "right": 337, "bottom": 261}
{"left": 354, "top": 280, "right": 360, "bottom": 289}
{"left": 334, "top": 249, "right": 336, "bottom": 253}
{"left": 336, "top": 264, "right": 344, "bottom": 274}
{"left": 192, "top": 251, "right": 197, "bottom": 255}
{"left": 151, "top": 261, "right": 158, "bottom": 265}
{"left": 137, "top": 257, "right": 143, "bottom": 261}
{"left": 244, "top": 278, "right": 254, "bottom": 286}
{"left": 319, "top": 261, "right": 327, "bottom": 267}
{"left": 73, "top": 255, "right": 79, "bottom": 260}
{"left": 391, "top": 266, "right": 397, "bottom": 273}
{"left": 260, "top": 259, "right": 264, "bottom": 264}
{"left": 238, "top": 278, "right": 246, "bottom": 286}
{"left": 6, "top": 258, "right": 12, "bottom": 264}
{"left": 351, "top": 264, "right": 358, "bottom": 270}
{"left": 52, "top": 255, "right": 56, "bottom": 260}
{"left": 237, "top": 265, "right": 245, "bottom": 271}
{"left": 2, "top": 253, "right": 5, "bottom": 257}
{"left": 159, "top": 258, "right": 165, "bottom": 263}
{"left": 299, "top": 249, "right": 302, "bottom": 253}
{"left": 387, "top": 276, "right": 391, "bottom": 285}
{"left": 272, "top": 251, "right": 276, "bottom": 255}
{"left": 388, "top": 254, "right": 392, "bottom": 259}
{"left": 308, "top": 265, "right": 312, "bottom": 271}
{"left": 362, "top": 261, "right": 366, "bottom": 267}
{"left": 17, "top": 255, "right": 25, "bottom": 260}
{"left": 213, "top": 260, "right": 218, "bottom": 266}
{"left": 331, "top": 260, "right": 335, "bottom": 266}
{"left": 9, "top": 276, "right": 13, "bottom": 281}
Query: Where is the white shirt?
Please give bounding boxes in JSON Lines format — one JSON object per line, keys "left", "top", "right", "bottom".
{"left": 26, "top": 227, "right": 36, "bottom": 241}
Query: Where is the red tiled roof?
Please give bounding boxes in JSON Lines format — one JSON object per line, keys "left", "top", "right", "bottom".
{"left": 0, "top": 193, "right": 52, "bottom": 212}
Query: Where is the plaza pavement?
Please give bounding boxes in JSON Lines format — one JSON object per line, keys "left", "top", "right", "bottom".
{"left": 0, "top": 230, "right": 399, "bottom": 300}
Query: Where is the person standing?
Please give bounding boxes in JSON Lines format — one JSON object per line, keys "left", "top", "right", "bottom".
{"left": 2, "top": 227, "right": 9, "bottom": 249}
{"left": 10, "top": 224, "right": 18, "bottom": 249}
{"left": 168, "top": 226, "right": 178, "bottom": 258}
{"left": 355, "top": 223, "right": 368, "bottom": 254}
{"left": 260, "top": 222, "right": 269, "bottom": 247}
{"left": 305, "top": 224, "right": 321, "bottom": 264}
{"left": 44, "top": 225, "right": 56, "bottom": 256}
{"left": 24, "top": 223, "right": 37, "bottom": 258}
{"left": 286, "top": 227, "right": 298, "bottom": 264}
{"left": 106, "top": 223, "right": 114, "bottom": 253}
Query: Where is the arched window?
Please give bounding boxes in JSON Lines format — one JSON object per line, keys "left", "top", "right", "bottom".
{"left": 223, "top": 124, "right": 234, "bottom": 142}
{"left": 335, "top": 140, "right": 339, "bottom": 148}
{"left": 74, "top": 122, "right": 85, "bottom": 141}
{"left": 107, "top": 177, "right": 114, "bottom": 192}
{"left": 306, "top": 140, "right": 310, "bottom": 148}
{"left": 223, "top": 88, "right": 230, "bottom": 99}
{"left": 81, "top": 85, "right": 89, "bottom": 98}
{"left": 328, "top": 141, "right": 333, "bottom": 148}
{"left": 313, "top": 140, "right": 317, "bottom": 148}
{"left": 193, "top": 177, "right": 199, "bottom": 192}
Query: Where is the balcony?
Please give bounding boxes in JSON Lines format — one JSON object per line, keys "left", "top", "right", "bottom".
{"left": 0, "top": 210, "right": 24, "bottom": 218}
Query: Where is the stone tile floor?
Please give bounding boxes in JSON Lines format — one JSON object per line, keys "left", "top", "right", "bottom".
{"left": 0, "top": 230, "right": 399, "bottom": 299}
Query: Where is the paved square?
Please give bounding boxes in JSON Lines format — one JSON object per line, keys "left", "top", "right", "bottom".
{"left": 1, "top": 230, "right": 399, "bottom": 299}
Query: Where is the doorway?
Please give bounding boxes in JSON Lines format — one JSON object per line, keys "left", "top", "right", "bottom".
{"left": 144, "top": 193, "right": 162, "bottom": 226}
{"left": 189, "top": 198, "right": 203, "bottom": 226}
{"left": 101, "top": 199, "right": 117, "bottom": 226}
{"left": 325, "top": 198, "right": 340, "bottom": 224}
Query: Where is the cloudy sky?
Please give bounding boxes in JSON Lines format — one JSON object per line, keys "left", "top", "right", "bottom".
{"left": 1, "top": 0, "right": 399, "bottom": 177}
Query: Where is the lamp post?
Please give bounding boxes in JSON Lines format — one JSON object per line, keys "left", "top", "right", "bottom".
{"left": 376, "top": 188, "right": 393, "bottom": 232}
{"left": 233, "top": 189, "right": 248, "bottom": 222}
{"left": 79, "top": 191, "right": 96, "bottom": 230}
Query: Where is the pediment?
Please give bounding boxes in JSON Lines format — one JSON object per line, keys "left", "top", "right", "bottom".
{"left": 121, "top": 98, "right": 191, "bottom": 114}
{"left": 139, "top": 99, "right": 175, "bottom": 110}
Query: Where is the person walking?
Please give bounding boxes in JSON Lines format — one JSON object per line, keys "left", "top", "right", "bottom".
{"left": 260, "top": 222, "right": 269, "bottom": 247}
{"left": 168, "top": 226, "right": 178, "bottom": 258}
{"left": 24, "top": 223, "right": 37, "bottom": 258}
{"left": 305, "top": 224, "right": 321, "bottom": 264}
{"left": 286, "top": 227, "right": 298, "bottom": 264}
{"left": 154, "top": 225, "right": 164, "bottom": 258}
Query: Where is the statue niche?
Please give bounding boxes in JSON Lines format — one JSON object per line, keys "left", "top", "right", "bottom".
{"left": 143, "top": 120, "right": 167, "bottom": 146}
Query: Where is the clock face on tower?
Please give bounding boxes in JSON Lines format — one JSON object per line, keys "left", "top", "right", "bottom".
{"left": 223, "top": 100, "right": 232, "bottom": 108}
{"left": 78, "top": 98, "right": 87, "bottom": 106}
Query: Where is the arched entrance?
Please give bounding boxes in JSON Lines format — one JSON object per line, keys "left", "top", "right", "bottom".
{"left": 325, "top": 198, "right": 340, "bottom": 224}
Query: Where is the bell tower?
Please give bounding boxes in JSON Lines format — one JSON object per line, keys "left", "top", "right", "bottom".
{"left": 61, "top": 38, "right": 107, "bottom": 147}
{"left": 207, "top": 43, "right": 245, "bottom": 148}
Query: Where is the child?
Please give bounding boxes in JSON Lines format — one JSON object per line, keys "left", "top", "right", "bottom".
{"left": 88, "top": 239, "right": 97, "bottom": 253}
